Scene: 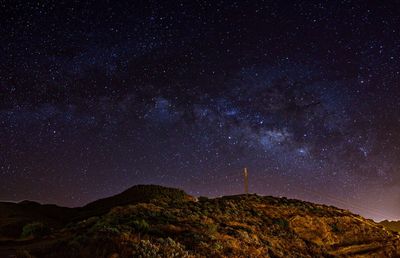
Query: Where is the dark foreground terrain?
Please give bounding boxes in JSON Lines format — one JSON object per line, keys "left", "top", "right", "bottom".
{"left": 1, "top": 185, "right": 399, "bottom": 257}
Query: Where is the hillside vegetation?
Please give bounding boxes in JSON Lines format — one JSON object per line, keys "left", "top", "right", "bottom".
{"left": 1, "top": 185, "right": 400, "bottom": 257}
{"left": 380, "top": 220, "right": 400, "bottom": 233}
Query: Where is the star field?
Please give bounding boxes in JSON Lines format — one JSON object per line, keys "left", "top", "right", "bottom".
{"left": 1, "top": 0, "right": 400, "bottom": 221}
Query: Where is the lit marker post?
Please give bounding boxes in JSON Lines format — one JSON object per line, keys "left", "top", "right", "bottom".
{"left": 243, "top": 167, "right": 248, "bottom": 194}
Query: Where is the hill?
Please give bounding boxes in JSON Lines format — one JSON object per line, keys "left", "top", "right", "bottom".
{"left": 380, "top": 220, "right": 400, "bottom": 233}
{"left": 0, "top": 185, "right": 190, "bottom": 240}
{"left": 0, "top": 201, "right": 78, "bottom": 240}
{"left": 80, "top": 184, "right": 193, "bottom": 217}
{"left": 1, "top": 185, "right": 400, "bottom": 257}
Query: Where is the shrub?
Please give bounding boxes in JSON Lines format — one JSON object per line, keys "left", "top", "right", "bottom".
{"left": 90, "top": 220, "right": 120, "bottom": 235}
{"left": 212, "top": 241, "right": 223, "bottom": 251}
{"left": 182, "top": 231, "right": 204, "bottom": 243}
{"left": 157, "top": 212, "right": 177, "bottom": 224}
{"left": 331, "top": 223, "right": 341, "bottom": 233}
{"left": 15, "top": 250, "right": 33, "bottom": 258}
{"left": 198, "top": 196, "right": 209, "bottom": 202}
{"left": 272, "top": 218, "right": 289, "bottom": 229}
{"left": 131, "top": 238, "right": 192, "bottom": 257}
{"left": 207, "top": 224, "right": 218, "bottom": 234}
{"left": 21, "top": 222, "right": 50, "bottom": 238}
{"left": 130, "top": 219, "right": 149, "bottom": 233}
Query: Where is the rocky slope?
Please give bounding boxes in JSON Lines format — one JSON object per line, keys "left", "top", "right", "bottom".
{"left": 1, "top": 185, "right": 399, "bottom": 257}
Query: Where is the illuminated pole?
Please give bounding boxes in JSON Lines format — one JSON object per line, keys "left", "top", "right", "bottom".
{"left": 243, "top": 167, "right": 248, "bottom": 194}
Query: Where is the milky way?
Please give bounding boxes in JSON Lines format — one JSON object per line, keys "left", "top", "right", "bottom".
{"left": 1, "top": 1, "right": 400, "bottom": 221}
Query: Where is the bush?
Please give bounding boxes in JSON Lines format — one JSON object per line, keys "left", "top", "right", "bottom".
{"left": 21, "top": 222, "right": 50, "bottom": 238}
{"left": 207, "top": 224, "right": 218, "bottom": 234}
{"left": 15, "top": 250, "right": 34, "bottom": 258}
{"left": 272, "top": 218, "right": 289, "bottom": 229}
{"left": 331, "top": 223, "right": 341, "bottom": 233}
{"left": 198, "top": 196, "right": 209, "bottom": 202}
{"left": 212, "top": 241, "right": 223, "bottom": 251}
{"left": 130, "top": 219, "right": 149, "bottom": 233}
{"left": 90, "top": 220, "right": 120, "bottom": 235}
{"left": 131, "top": 238, "right": 192, "bottom": 257}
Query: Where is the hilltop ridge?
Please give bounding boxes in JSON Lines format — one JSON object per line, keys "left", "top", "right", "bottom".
{"left": 1, "top": 185, "right": 400, "bottom": 257}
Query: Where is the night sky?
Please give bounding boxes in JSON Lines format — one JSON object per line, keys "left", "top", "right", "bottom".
{"left": 1, "top": 1, "right": 400, "bottom": 221}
